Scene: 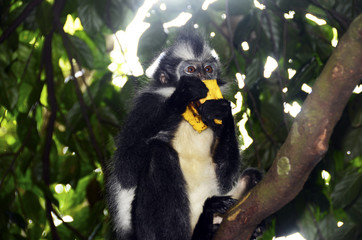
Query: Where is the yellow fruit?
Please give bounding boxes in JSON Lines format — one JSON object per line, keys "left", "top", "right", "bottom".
{"left": 182, "top": 79, "right": 223, "bottom": 133}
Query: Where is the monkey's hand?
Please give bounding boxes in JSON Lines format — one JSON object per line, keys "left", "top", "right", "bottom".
{"left": 192, "top": 196, "right": 237, "bottom": 240}
{"left": 198, "top": 99, "right": 232, "bottom": 131}
{"left": 168, "top": 76, "right": 208, "bottom": 113}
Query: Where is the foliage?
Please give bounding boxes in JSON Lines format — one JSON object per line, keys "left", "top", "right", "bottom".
{"left": 0, "top": 0, "right": 361, "bottom": 239}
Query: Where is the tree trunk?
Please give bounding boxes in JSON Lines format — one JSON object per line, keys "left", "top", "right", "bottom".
{"left": 214, "top": 14, "right": 362, "bottom": 240}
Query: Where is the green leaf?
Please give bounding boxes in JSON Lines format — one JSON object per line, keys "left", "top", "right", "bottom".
{"left": 68, "top": 35, "right": 94, "bottom": 69}
{"left": 233, "top": 13, "right": 255, "bottom": 47}
{"left": 86, "top": 178, "right": 102, "bottom": 207}
{"left": 228, "top": 0, "right": 253, "bottom": 15}
{"left": 6, "top": 211, "right": 27, "bottom": 230}
{"left": 260, "top": 11, "right": 283, "bottom": 54}
{"left": 35, "top": 1, "right": 53, "bottom": 35}
{"left": 341, "top": 126, "right": 362, "bottom": 160}
{"left": 58, "top": 155, "right": 81, "bottom": 187}
{"left": 17, "top": 82, "right": 32, "bottom": 113}
{"left": 96, "top": 0, "right": 137, "bottom": 31}
{"left": 22, "top": 191, "right": 44, "bottom": 224}
{"left": 245, "top": 56, "right": 263, "bottom": 87}
{"left": 348, "top": 95, "right": 362, "bottom": 128}
{"left": 65, "top": 102, "right": 83, "bottom": 136}
{"left": 36, "top": 182, "right": 60, "bottom": 208}
{"left": 345, "top": 193, "right": 362, "bottom": 222}
{"left": 28, "top": 223, "right": 43, "bottom": 240}
{"left": 0, "top": 67, "right": 18, "bottom": 110}
{"left": 138, "top": 22, "right": 168, "bottom": 64}
{"left": 59, "top": 80, "right": 77, "bottom": 110}
{"left": 97, "top": 106, "right": 120, "bottom": 127}
{"left": 275, "top": 0, "right": 310, "bottom": 12}
{"left": 331, "top": 170, "right": 362, "bottom": 209}
{"left": 16, "top": 113, "right": 40, "bottom": 150}
{"left": 78, "top": 0, "right": 104, "bottom": 34}
{"left": 332, "top": 223, "right": 361, "bottom": 240}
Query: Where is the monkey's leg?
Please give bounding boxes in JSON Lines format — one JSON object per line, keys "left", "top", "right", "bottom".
{"left": 134, "top": 139, "right": 191, "bottom": 240}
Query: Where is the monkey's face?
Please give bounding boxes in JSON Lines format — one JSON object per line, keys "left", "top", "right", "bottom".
{"left": 177, "top": 60, "right": 218, "bottom": 81}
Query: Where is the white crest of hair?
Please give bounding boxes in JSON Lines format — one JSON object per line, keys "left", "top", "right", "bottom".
{"left": 146, "top": 52, "right": 166, "bottom": 78}
{"left": 172, "top": 42, "right": 216, "bottom": 62}
{"left": 210, "top": 49, "right": 219, "bottom": 60}
{"left": 109, "top": 179, "right": 136, "bottom": 233}
{"left": 172, "top": 42, "right": 197, "bottom": 61}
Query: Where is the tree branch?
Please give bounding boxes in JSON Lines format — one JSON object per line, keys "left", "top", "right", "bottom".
{"left": 52, "top": 209, "right": 87, "bottom": 240}
{"left": 42, "top": 30, "right": 60, "bottom": 240}
{"left": 0, "top": 0, "right": 43, "bottom": 44}
{"left": 214, "top": 14, "right": 362, "bottom": 240}
{"left": 52, "top": 0, "right": 106, "bottom": 170}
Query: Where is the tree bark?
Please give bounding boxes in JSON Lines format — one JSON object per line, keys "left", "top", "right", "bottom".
{"left": 214, "top": 14, "right": 362, "bottom": 240}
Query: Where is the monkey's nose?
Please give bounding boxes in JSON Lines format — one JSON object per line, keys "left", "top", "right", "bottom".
{"left": 198, "top": 72, "right": 207, "bottom": 80}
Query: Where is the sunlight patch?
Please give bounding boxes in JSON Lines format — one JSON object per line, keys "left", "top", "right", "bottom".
{"left": 202, "top": 0, "right": 217, "bottom": 10}
{"left": 353, "top": 84, "right": 362, "bottom": 94}
{"left": 237, "top": 112, "right": 253, "bottom": 150}
{"left": 254, "top": 0, "right": 266, "bottom": 10}
{"left": 321, "top": 170, "right": 331, "bottom": 185}
{"left": 109, "top": 0, "right": 158, "bottom": 79}
{"left": 301, "top": 83, "right": 312, "bottom": 94}
{"left": 236, "top": 73, "right": 246, "bottom": 89}
{"left": 284, "top": 102, "right": 301, "bottom": 118}
{"left": 284, "top": 11, "right": 295, "bottom": 19}
{"left": 63, "top": 14, "right": 83, "bottom": 35}
{"left": 264, "top": 56, "right": 278, "bottom": 78}
{"left": 331, "top": 27, "right": 338, "bottom": 47}
{"left": 231, "top": 91, "right": 243, "bottom": 115}
{"left": 274, "top": 232, "right": 306, "bottom": 240}
{"left": 163, "top": 12, "right": 193, "bottom": 29}
{"left": 288, "top": 68, "right": 296, "bottom": 79}
{"left": 305, "top": 13, "right": 326, "bottom": 25}
{"left": 241, "top": 41, "right": 250, "bottom": 51}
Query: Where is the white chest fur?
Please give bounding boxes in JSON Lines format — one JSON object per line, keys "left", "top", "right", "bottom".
{"left": 172, "top": 120, "right": 220, "bottom": 230}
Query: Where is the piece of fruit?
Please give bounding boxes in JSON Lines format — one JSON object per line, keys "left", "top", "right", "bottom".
{"left": 182, "top": 79, "right": 223, "bottom": 133}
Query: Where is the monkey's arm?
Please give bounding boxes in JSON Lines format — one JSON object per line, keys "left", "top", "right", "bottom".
{"left": 114, "top": 92, "right": 178, "bottom": 188}
{"left": 115, "top": 76, "right": 208, "bottom": 187}
{"left": 199, "top": 99, "right": 241, "bottom": 192}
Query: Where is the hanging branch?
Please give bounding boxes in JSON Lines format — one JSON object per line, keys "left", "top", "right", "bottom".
{"left": 39, "top": 0, "right": 71, "bottom": 239}
{"left": 50, "top": 0, "right": 106, "bottom": 170}
{"left": 51, "top": 209, "right": 87, "bottom": 240}
{"left": 0, "top": 0, "right": 43, "bottom": 44}
{"left": 214, "top": 14, "right": 362, "bottom": 240}
{"left": 42, "top": 30, "right": 60, "bottom": 240}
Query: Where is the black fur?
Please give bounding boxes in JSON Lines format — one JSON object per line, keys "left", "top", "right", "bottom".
{"left": 192, "top": 196, "right": 238, "bottom": 240}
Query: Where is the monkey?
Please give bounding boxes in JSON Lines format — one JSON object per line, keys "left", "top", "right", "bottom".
{"left": 106, "top": 30, "right": 262, "bottom": 240}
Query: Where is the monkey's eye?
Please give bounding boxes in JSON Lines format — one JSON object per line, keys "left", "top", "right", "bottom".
{"left": 204, "top": 66, "right": 213, "bottom": 73}
{"left": 186, "top": 66, "right": 196, "bottom": 73}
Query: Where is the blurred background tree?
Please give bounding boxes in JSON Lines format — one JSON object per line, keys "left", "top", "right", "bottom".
{"left": 0, "top": 0, "right": 361, "bottom": 239}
